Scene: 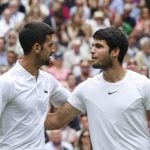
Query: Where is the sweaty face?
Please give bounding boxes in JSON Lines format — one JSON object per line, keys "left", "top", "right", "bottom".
{"left": 90, "top": 39, "right": 113, "bottom": 70}
{"left": 39, "top": 35, "right": 55, "bottom": 66}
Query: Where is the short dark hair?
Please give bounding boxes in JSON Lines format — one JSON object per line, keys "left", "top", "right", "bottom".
{"left": 93, "top": 27, "right": 128, "bottom": 64}
{"left": 19, "top": 21, "right": 54, "bottom": 55}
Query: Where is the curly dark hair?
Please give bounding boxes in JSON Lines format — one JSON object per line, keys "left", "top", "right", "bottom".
{"left": 93, "top": 27, "right": 128, "bottom": 64}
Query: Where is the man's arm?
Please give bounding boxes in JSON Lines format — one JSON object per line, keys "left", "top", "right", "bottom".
{"left": 45, "top": 102, "right": 81, "bottom": 130}
{"left": 0, "top": 78, "right": 13, "bottom": 117}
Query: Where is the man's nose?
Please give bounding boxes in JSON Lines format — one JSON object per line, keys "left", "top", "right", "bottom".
{"left": 52, "top": 45, "right": 56, "bottom": 53}
{"left": 90, "top": 47, "right": 96, "bottom": 54}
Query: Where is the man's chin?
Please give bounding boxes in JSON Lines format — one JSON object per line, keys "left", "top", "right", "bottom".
{"left": 92, "top": 64, "right": 101, "bottom": 69}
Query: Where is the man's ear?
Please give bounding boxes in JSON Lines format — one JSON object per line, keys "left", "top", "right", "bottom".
{"left": 111, "top": 47, "right": 120, "bottom": 57}
{"left": 33, "top": 43, "right": 41, "bottom": 54}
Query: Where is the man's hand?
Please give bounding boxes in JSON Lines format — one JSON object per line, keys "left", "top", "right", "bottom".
{"left": 126, "top": 65, "right": 139, "bottom": 73}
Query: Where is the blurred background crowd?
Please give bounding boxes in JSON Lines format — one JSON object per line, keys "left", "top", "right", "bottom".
{"left": 0, "top": 0, "right": 150, "bottom": 149}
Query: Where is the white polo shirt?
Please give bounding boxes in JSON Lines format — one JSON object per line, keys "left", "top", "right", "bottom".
{"left": 0, "top": 62, "right": 70, "bottom": 150}
{"left": 68, "top": 70, "right": 150, "bottom": 150}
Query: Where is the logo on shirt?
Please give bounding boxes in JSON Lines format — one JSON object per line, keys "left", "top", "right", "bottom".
{"left": 108, "top": 91, "right": 118, "bottom": 95}
{"left": 44, "top": 90, "right": 48, "bottom": 93}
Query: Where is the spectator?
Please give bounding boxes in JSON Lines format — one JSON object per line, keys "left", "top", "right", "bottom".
{"left": 66, "top": 12, "right": 85, "bottom": 40}
{"left": 109, "top": 0, "right": 124, "bottom": 15}
{"left": 48, "top": 51, "right": 70, "bottom": 81}
{"left": 8, "top": 0, "right": 25, "bottom": 29}
{"left": 66, "top": 72, "right": 77, "bottom": 92}
{"left": 87, "top": 0, "right": 99, "bottom": 17}
{"left": 61, "top": 125, "right": 78, "bottom": 148}
{"left": 27, "top": 0, "right": 49, "bottom": 17}
{"left": 70, "top": 0, "right": 91, "bottom": 19}
{"left": 127, "top": 34, "right": 139, "bottom": 58}
{"left": 64, "top": 38, "right": 88, "bottom": 69}
{"left": 122, "top": 3, "right": 136, "bottom": 32}
{"left": 76, "top": 59, "right": 92, "bottom": 85}
{"left": 134, "top": 6, "right": 150, "bottom": 35}
{"left": 135, "top": 36, "right": 150, "bottom": 69}
{"left": 139, "top": 65, "right": 149, "bottom": 78}
{"left": 0, "top": 8, "right": 14, "bottom": 36}
{"left": 45, "top": 130, "right": 74, "bottom": 150}
{"left": 77, "top": 113, "right": 89, "bottom": 137}
{"left": 5, "top": 29, "right": 23, "bottom": 57}
{"left": 86, "top": 10, "right": 110, "bottom": 33}
{"left": 76, "top": 129, "right": 92, "bottom": 150}
{"left": 25, "top": 4, "right": 44, "bottom": 23}
{"left": 0, "top": 37, "right": 7, "bottom": 67}
{"left": 56, "top": 23, "right": 70, "bottom": 47}
{"left": 6, "top": 50, "right": 17, "bottom": 67}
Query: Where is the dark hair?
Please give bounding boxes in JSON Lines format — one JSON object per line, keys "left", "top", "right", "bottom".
{"left": 80, "top": 113, "right": 87, "bottom": 118}
{"left": 78, "top": 129, "right": 92, "bottom": 150}
{"left": 93, "top": 27, "right": 128, "bottom": 64}
{"left": 19, "top": 21, "right": 54, "bottom": 55}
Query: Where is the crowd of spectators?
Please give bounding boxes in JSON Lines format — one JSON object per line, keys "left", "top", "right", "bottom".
{"left": 0, "top": 0, "right": 150, "bottom": 149}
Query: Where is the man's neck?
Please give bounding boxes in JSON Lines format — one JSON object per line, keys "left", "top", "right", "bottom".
{"left": 103, "top": 66, "right": 127, "bottom": 83}
{"left": 19, "top": 58, "right": 39, "bottom": 77}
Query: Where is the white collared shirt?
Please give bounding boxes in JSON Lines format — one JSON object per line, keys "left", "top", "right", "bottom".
{"left": 0, "top": 62, "right": 70, "bottom": 150}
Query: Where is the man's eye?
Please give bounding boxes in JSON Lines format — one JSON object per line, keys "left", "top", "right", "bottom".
{"left": 91, "top": 43, "right": 103, "bottom": 48}
{"left": 95, "top": 44, "right": 101, "bottom": 48}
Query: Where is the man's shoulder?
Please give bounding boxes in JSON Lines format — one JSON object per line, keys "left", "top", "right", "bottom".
{"left": 127, "top": 70, "right": 148, "bottom": 81}
{"left": 39, "top": 69, "right": 57, "bottom": 81}
{"left": 127, "top": 70, "right": 150, "bottom": 88}
{"left": 73, "top": 76, "right": 97, "bottom": 94}
{"left": 0, "top": 68, "right": 14, "bottom": 82}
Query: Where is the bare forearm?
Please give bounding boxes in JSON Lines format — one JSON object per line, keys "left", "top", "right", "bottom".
{"left": 45, "top": 102, "right": 81, "bottom": 130}
{"left": 45, "top": 113, "right": 66, "bottom": 130}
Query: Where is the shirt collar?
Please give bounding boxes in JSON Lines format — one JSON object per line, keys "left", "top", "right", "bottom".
{"left": 14, "top": 61, "right": 37, "bottom": 81}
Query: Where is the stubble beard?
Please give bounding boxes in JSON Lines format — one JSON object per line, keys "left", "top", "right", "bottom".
{"left": 42, "top": 59, "right": 50, "bottom": 66}
{"left": 92, "top": 58, "right": 113, "bottom": 70}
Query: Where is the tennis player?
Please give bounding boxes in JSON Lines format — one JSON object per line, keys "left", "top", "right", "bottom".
{"left": 46, "top": 27, "right": 150, "bottom": 150}
{"left": 0, "top": 22, "right": 70, "bottom": 149}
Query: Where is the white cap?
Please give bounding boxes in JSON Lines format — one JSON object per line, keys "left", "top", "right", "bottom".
{"left": 139, "top": 37, "right": 150, "bottom": 46}
{"left": 124, "top": 3, "right": 133, "bottom": 11}
{"left": 93, "top": 11, "right": 104, "bottom": 19}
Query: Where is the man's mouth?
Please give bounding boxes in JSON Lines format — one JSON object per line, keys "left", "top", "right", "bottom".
{"left": 91, "top": 57, "right": 97, "bottom": 60}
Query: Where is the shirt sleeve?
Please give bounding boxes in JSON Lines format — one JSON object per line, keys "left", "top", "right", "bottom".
{"left": 67, "top": 84, "right": 86, "bottom": 113}
{"left": 143, "top": 77, "right": 150, "bottom": 110}
{"left": 50, "top": 80, "right": 71, "bottom": 107}
{"left": 0, "top": 77, "right": 12, "bottom": 117}
{"left": 0, "top": 82, "right": 2, "bottom": 117}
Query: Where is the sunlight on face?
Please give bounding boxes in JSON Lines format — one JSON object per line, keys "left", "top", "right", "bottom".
{"left": 90, "top": 39, "right": 113, "bottom": 70}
